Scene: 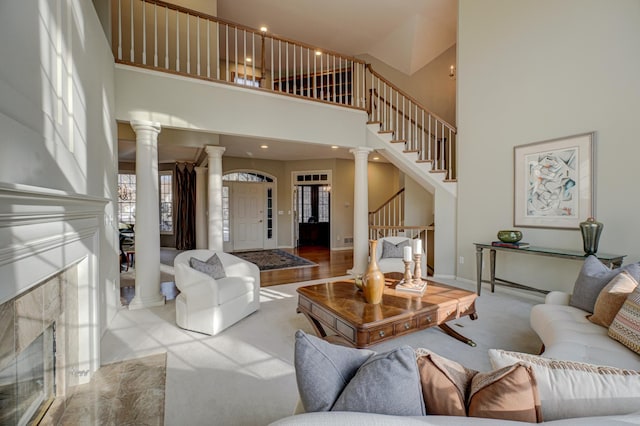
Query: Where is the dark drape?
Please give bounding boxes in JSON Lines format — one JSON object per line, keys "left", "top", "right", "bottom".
{"left": 175, "top": 163, "right": 196, "bottom": 250}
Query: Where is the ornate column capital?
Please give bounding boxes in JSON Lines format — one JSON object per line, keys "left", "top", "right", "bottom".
{"left": 205, "top": 145, "right": 226, "bottom": 158}
{"left": 349, "top": 147, "right": 374, "bottom": 160}
{"left": 130, "top": 120, "right": 162, "bottom": 135}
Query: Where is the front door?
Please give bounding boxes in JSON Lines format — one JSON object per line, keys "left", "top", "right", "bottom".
{"left": 233, "top": 183, "right": 264, "bottom": 250}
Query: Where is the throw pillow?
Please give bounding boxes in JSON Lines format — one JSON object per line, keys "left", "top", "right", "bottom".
{"left": 189, "top": 254, "right": 226, "bottom": 279}
{"left": 570, "top": 256, "right": 640, "bottom": 313}
{"left": 415, "top": 348, "right": 477, "bottom": 416}
{"left": 294, "top": 330, "right": 374, "bottom": 412}
{"left": 381, "top": 239, "right": 410, "bottom": 259}
{"left": 468, "top": 363, "right": 542, "bottom": 423}
{"left": 608, "top": 287, "right": 640, "bottom": 355}
{"left": 332, "top": 346, "right": 425, "bottom": 416}
{"left": 488, "top": 349, "right": 640, "bottom": 421}
{"left": 588, "top": 271, "right": 638, "bottom": 328}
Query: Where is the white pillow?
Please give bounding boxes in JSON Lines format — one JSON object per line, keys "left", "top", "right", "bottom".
{"left": 488, "top": 349, "right": 640, "bottom": 421}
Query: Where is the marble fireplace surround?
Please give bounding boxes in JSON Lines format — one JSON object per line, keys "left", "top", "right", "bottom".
{"left": 0, "top": 183, "right": 108, "bottom": 420}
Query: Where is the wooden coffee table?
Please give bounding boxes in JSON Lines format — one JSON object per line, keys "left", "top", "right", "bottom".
{"left": 297, "top": 276, "right": 478, "bottom": 348}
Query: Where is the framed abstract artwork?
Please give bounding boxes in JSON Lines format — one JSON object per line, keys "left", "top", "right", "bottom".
{"left": 514, "top": 132, "right": 595, "bottom": 229}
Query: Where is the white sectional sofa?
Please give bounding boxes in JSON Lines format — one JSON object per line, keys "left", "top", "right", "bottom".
{"left": 530, "top": 291, "right": 640, "bottom": 370}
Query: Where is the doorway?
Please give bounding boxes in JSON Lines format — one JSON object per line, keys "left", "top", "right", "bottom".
{"left": 223, "top": 171, "right": 277, "bottom": 252}
{"left": 295, "top": 184, "right": 331, "bottom": 247}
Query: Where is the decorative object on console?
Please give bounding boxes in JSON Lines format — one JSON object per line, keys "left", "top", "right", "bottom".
{"left": 514, "top": 132, "right": 594, "bottom": 229}
{"left": 363, "top": 240, "right": 385, "bottom": 304}
{"left": 497, "top": 230, "right": 522, "bottom": 243}
{"left": 491, "top": 241, "right": 530, "bottom": 249}
{"left": 580, "top": 217, "right": 603, "bottom": 255}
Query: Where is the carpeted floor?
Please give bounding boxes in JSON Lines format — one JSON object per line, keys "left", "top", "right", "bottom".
{"left": 101, "top": 277, "right": 544, "bottom": 425}
{"left": 232, "top": 249, "right": 317, "bottom": 271}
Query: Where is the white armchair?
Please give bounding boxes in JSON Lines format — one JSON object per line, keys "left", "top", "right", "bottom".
{"left": 173, "top": 250, "right": 260, "bottom": 336}
{"left": 374, "top": 237, "right": 428, "bottom": 276}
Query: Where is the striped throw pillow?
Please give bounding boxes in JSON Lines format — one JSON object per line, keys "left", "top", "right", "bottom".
{"left": 608, "top": 286, "right": 640, "bottom": 355}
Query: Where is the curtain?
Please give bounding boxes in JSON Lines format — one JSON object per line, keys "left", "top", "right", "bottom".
{"left": 175, "top": 163, "right": 196, "bottom": 250}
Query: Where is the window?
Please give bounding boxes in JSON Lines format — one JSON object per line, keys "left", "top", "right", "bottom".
{"left": 222, "top": 186, "right": 230, "bottom": 242}
{"left": 297, "top": 185, "right": 330, "bottom": 223}
{"left": 159, "top": 171, "right": 173, "bottom": 233}
{"left": 118, "top": 174, "right": 136, "bottom": 224}
{"left": 223, "top": 172, "right": 273, "bottom": 182}
{"left": 234, "top": 76, "right": 260, "bottom": 88}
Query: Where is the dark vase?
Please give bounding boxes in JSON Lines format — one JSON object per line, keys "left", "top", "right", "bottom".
{"left": 580, "top": 217, "right": 603, "bottom": 255}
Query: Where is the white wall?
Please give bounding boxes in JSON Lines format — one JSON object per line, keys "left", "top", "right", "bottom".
{"left": 0, "top": 2, "right": 119, "bottom": 331}
{"left": 359, "top": 45, "right": 457, "bottom": 126}
{"left": 457, "top": 0, "right": 640, "bottom": 292}
{"left": 115, "top": 65, "right": 368, "bottom": 149}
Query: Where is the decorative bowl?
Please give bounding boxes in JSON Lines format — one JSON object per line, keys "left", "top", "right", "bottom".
{"left": 497, "top": 230, "right": 523, "bottom": 243}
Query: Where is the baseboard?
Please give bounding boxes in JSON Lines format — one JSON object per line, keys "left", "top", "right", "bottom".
{"left": 331, "top": 246, "right": 353, "bottom": 251}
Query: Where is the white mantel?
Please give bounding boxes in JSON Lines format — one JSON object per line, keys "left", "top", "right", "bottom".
{"left": 0, "top": 182, "right": 107, "bottom": 378}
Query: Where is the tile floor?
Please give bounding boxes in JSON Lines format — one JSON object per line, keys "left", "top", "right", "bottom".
{"left": 42, "top": 353, "right": 166, "bottom": 425}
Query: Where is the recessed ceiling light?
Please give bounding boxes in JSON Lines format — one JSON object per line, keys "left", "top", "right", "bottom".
{"left": 315, "top": 50, "right": 322, "bottom": 56}
{"left": 260, "top": 144, "right": 268, "bottom": 149}
{"left": 246, "top": 57, "right": 252, "bottom": 63}
{"left": 373, "top": 156, "right": 380, "bottom": 160}
{"left": 331, "top": 145, "right": 338, "bottom": 149}
{"left": 260, "top": 26, "right": 268, "bottom": 33}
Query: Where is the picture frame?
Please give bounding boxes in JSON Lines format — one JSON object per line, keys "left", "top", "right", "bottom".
{"left": 514, "top": 132, "right": 595, "bottom": 229}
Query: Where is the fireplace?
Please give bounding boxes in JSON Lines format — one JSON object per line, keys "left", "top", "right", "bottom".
{"left": 0, "top": 183, "right": 110, "bottom": 425}
{"left": 0, "top": 325, "right": 55, "bottom": 425}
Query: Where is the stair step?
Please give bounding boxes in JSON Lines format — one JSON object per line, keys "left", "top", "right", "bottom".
{"left": 429, "top": 170, "right": 447, "bottom": 174}
{"left": 367, "top": 121, "right": 382, "bottom": 125}
{"left": 378, "top": 130, "right": 394, "bottom": 134}
{"left": 443, "top": 178, "right": 457, "bottom": 183}
{"left": 403, "top": 150, "right": 419, "bottom": 154}
{"left": 416, "top": 159, "right": 433, "bottom": 164}
{"left": 390, "top": 139, "right": 406, "bottom": 144}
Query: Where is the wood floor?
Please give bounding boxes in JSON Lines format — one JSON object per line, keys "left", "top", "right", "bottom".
{"left": 260, "top": 246, "right": 353, "bottom": 287}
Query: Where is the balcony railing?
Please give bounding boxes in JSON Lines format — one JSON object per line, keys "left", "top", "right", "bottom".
{"left": 113, "top": 0, "right": 367, "bottom": 109}
{"left": 112, "top": 0, "right": 457, "bottom": 180}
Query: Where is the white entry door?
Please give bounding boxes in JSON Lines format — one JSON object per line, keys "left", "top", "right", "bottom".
{"left": 233, "top": 183, "right": 264, "bottom": 250}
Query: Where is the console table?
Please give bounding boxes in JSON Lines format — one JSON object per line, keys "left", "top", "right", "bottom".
{"left": 474, "top": 243, "right": 626, "bottom": 296}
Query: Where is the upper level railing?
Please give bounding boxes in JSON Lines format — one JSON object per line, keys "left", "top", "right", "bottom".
{"left": 113, "top": 0, "right": 367, "bottom": 109}
{"left": 112, "top": 0, "right": 456, "bottom": 180}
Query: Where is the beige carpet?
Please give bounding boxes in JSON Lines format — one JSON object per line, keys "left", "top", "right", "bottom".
{"left": 101, "top": 277, "right": 543, "bottom": 426}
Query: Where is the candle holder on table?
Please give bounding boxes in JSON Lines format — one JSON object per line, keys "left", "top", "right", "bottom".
{"left": 397, "top": 253, "right": 427, "bottom": 295}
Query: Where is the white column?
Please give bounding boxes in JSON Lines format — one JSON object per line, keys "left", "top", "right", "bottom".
{"left": 195, "top": 166, "right": 208, "bottom": 249}
{"left": 349, "top": 147, "right": 373, "bottom": 274}
{"left": 205, "top": 146, "right": 226, "bottom": 252}
{"left": 129, "top": 120, "right": 165, "bottom": 310}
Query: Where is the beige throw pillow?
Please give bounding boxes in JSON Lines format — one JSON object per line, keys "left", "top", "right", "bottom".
{"left": 468, "top": 363, "right": 542, "bottom": 423}
{"left": 589, "top": 271, "right": 638, "bottom": 328}
{"left": 415, "top": 348, "right": 476, "bottom": 416}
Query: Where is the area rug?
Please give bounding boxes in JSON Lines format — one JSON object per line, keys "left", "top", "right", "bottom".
{"left": 232, "top": 249, "right": 317, "bottom": 271}
{"left": 51, "top": 352, "right": 166, "bottom": 425}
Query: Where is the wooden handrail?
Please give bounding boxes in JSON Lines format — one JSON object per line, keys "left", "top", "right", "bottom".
{"left": 370, "top": 225, "right": 434, "bottom": 232}
{"left": 369, "top": 88, "right": 446, "bottom": 141}
{"left": 369, "top": 188, "right": 405, "bottom": 215}
{"left": 366, "top": 64, "right": 455, "bottom": 132}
